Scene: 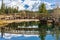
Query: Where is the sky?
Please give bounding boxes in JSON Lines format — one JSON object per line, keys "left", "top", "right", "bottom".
{"left": 0, "top": 0, "right": 60, "bottom": 11}
{"left": 0, "top": 33, "right": 55, "bottom": 40}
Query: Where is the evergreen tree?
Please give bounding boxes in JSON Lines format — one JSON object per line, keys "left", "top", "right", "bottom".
{"left": 38, "top": 3, "right": 48, "bottom": 17}
{"left": 1, "top": 3, "right": 5, "bottom": 14}
{"left": 5, "top": 6, "right": 9, "bottom": 14}
{"left": 39, "top": 3, "right": 47, "bottom": 13}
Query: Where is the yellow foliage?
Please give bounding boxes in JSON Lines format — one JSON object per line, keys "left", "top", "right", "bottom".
{"left": 0, "top": 20, "right": 7, "bottom": 27}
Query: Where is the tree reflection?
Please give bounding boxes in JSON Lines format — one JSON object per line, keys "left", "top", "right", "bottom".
{"left": 1, "top": 27, "right": 5, "bottom": 38}
{"left": 38, "top": 18, "right": 55, "bottom": 40}
{"left": 53, "top": 23, "right": 60, "bottom": 40}
{"left": 38, "top": 19, "right": 60, "bottom": 40}
{"left": 38, "top": 21, "right": 47, "bottom": 40}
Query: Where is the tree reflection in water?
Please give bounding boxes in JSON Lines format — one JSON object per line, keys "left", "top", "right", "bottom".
{"left": 53, "top": 23, "right": 60, "bottom": 40}
{"left": 38, "top": 21, "right": 47, "bottom": 40}
{"left": 38, "top": 20, "right": 60, "bottom": 40}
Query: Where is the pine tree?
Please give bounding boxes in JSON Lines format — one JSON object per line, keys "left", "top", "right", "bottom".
{"left": 39, "top": 3, "right": 47, "bottom": 13}
{"left": 1, "top": 0, "right": 6, "bottom": 14}
{"left": 39, "top": 3, "right": 48, "bottom": 17}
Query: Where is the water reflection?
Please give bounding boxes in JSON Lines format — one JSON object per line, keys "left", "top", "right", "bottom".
{"left": 38, "top": 22, "right": 47, "bottom": 40}
{"left": 38, "top": 20, "right": 60, "bottom": 40}
{"left": 2, "top": 21, "right": 60, "bottom": 40}
{"left": 6, "top": 21, "right": 39, "bottom": 28}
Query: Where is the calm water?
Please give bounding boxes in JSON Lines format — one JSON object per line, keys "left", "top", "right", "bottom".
{"left": 0, "top": 21, "right": 60, "bottom": 40}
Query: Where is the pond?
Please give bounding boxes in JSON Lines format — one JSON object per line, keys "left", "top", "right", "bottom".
{"left": 0, "top": 21, "right": 60, "bottom": 40}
